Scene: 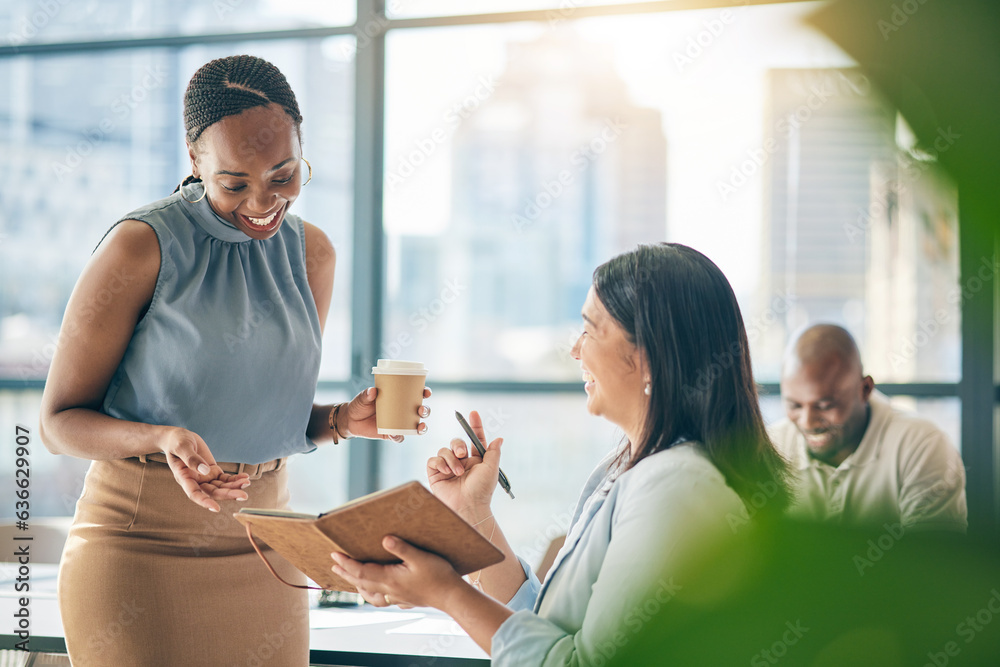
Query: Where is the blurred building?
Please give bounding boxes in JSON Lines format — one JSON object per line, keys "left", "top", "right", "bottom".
{"left": 391, "top": 29, "right": 667, "bottom": 379}
{"left": 756, "top": 67, "right": 959, "bottom": 381}
{"left": 0, "top": 48, "right": 182, "bottom": 378}
{"left": 864, "top": 147, "right": 960, "bottom": 381}
{"left": 757, "top": 67, "right": 895, "bottom": 378}
{"left": 0, "top": 0, "right": 353, "bottom": 379}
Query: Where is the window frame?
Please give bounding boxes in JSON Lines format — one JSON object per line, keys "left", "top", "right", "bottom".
{"left": 1, "top": 0, "right": 995, "bottom": 528}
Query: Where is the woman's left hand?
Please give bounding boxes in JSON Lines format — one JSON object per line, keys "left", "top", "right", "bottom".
{"left": 331, "top": 535, "right": 464, "bottom": 609}
{"left": 343, "top": 387, "right": 432, "bottom": 443}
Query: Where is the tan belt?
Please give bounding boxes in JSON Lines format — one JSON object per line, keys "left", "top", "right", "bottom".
{"left": 137, "top": 452, "right": 286, "bottom": 480}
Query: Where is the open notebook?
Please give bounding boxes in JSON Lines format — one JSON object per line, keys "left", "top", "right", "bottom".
{"left": 235, "top": 481, "right": 504, "bottom": 592}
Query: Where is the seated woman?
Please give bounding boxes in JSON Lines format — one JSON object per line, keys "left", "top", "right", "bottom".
{"left": 330, "top": 243, "right": 793, "bottom": 665}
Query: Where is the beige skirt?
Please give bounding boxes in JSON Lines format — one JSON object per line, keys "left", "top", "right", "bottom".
{"left": 58, "top": 456, "right": 309, "bottom": 667}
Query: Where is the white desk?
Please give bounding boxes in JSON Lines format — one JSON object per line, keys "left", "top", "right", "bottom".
{"left": 0, "top": 563, "right": 488, "bottom": 666}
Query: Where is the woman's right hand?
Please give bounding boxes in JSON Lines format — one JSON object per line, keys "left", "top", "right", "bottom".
{"left": 426, "top": 410, "right": 503, "bottom": 521}
{"left": 160, "top": 426, "right": 251, "bottom": 512}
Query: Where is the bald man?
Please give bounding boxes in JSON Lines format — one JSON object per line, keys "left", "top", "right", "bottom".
{"left": 769, "top": 324, "right": 967, "bottom": 533}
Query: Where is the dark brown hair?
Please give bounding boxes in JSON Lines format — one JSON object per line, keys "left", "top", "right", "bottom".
{"left": 594, "top": 243, "right": 792, "bottom": 515}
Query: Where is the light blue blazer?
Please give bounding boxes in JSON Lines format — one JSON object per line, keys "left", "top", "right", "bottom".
{"left": 492, "top": 442, "right": 745, "bottom": 665}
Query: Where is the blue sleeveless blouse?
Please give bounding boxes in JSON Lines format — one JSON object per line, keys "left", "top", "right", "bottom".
{"left": 99, "top": 182, "right": 322, "bottom": 464}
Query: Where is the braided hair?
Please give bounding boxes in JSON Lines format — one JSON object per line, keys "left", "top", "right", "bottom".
{"left": 175, "top": 55, "right": 303, "bottom": 192}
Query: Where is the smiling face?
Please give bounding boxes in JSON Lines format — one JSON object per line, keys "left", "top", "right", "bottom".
{"left": 570, "top": 286, "right": 648, "bottom": 444}
{"left": 780, "top": 354, "right": 873, "bottom": 466}
{"left": 188, "top": 103, "right": 303, "bottom": 240}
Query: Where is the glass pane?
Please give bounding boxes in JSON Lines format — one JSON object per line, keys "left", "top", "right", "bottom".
{"left": 886, "top": 396, "right": 961, "bottom": 454}
{"left": 0, "top": 389, "right": 92, "bottom": 518}
{"left": 377, "top": 390, "right": 619, "bottom": 564}
{"left": 0, "top": 38, "right": 354, "bottom": 382}
{"left": 388, "top": 0, "right": 671, "bottom": 19}
{"left": 1, "top": 0, "right": 354, "bottom": 45}
{"left": 285, "top": 389, "right": 351, "bottom": 513}
{"left": 759, "top": 392, "right": 786, "bottom": 428}
{"left": 847, "top": 125, "right": 960, "bottom": 383}
{"left": 382, "top": 2, "right": 960, "bottom": 383}
{"left": 1, "top": 48, "right": 180, "bottom": 381}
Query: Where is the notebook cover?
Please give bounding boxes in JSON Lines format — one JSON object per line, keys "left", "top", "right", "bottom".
{"left": 235, "top": 481, "right": 504, "bottom": 592}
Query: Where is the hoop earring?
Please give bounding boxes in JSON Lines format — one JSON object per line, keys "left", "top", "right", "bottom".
{"left": 181, "top": 180, "right": 207, "bottom": 204}
{"left": 301, "top": 158, "right": 312, "bottom": 186}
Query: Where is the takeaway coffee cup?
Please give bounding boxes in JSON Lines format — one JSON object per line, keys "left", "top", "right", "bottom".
{"left": 371, "top": 359, "right": 428, "bottom": 435}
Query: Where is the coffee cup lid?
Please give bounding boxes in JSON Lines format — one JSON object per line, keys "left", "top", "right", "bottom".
{"left": 371, "top": 359, "right": 427, "bottom": 375}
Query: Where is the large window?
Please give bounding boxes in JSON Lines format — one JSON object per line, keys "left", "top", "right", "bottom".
{"left": 1, "top": 0, "right": 995, "bottom": 550}
{"left": 382, "top": 5, "right": 961, "bottom": 386}
{"left": 378, "top": 2, "right": 965, "bottom": 557}
{"left": 0, "top": 34, "right": 355, "bottom": 514}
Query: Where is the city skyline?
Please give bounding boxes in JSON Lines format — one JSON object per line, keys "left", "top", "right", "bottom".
{"left": 387, "top": 27, "right": 667, "bottom": 380}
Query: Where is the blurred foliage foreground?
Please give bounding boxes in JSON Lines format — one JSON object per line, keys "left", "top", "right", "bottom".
{"left": 605, "top": 519, "right": 1000, "bottom": 667}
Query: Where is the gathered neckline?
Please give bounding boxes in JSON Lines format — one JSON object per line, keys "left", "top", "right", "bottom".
{"left": 179, "top": 182, "right": 256, "bottom": 243}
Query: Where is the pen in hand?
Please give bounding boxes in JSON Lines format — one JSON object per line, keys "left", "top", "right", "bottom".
{"left": 455, "top": 411, "right": 515, "bottom": 500}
